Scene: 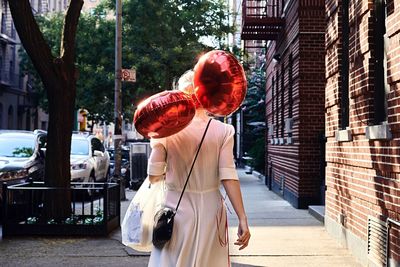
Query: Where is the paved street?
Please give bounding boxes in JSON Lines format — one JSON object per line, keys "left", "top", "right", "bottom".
{"left": 0, "top": 169, "right": 362, "bottom": 267}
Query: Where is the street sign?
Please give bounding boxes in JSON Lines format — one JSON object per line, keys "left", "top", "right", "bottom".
{"left": 121, "top": 69, "right": 136, "bottom": 82}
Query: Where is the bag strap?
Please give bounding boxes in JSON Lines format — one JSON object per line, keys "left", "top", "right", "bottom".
{"left": 175, "top": 118, "right": 212, "bottom": 212}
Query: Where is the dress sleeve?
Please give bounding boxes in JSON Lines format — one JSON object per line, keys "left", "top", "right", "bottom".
{"left": 147, "top": 138, "right": 167, "bottom": 176}
{"left": 218, "top": 124, "right": 239, "bottom": 181}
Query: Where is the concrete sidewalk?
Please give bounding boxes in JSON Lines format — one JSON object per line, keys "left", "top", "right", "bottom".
{"left": 0, "top": 169, "right": 362, "bottom": 267}
{"left": 227, "top": 169, "right": 362, "bottom": 267}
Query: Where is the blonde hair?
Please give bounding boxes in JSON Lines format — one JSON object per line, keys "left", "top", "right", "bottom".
{"left": 177, "top": 70, "right": 194, "bottom": 94}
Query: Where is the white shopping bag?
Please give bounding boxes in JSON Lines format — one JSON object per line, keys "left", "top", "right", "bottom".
{"left": 121, "top": 177, "right": 165, "bottom": 252}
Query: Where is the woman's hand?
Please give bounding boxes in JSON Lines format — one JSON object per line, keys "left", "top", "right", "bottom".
{"left": 234, "top": 217, "right": 250, "bottom": 250}
{"left": 221, "top": 179, "right": 250, "bottom": 250}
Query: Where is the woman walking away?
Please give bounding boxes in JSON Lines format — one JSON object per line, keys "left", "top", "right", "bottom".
{"left": 147, "top": 70, "right": 251, "bottom": 267}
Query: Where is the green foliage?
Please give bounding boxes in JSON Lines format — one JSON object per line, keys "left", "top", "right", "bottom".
{"left": 243, "top": 69, "right": 266, "bottom": 174}
{"left": 120, "top": 0, "right": 232, "bottom": 105}
{"left": 75, "top": 8, "right": 115, "bottom": 123}
{"left": 248, "top": 137, "right": 265, "bottom": 173}
{"left": 12, "top": 147, "right": 34, "bottom": 157}
{"left": 19, "top": 7, "right": 115, "bottom": 123}
{"left": 20, "top": 0, "right": 232, "bottom": 124}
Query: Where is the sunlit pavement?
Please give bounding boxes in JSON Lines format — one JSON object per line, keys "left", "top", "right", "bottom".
{"left": 0, "top": 169, "right": 362, "bottom": 267}
{"left": 226, "top": 169, "right": 362, "bottom": 267}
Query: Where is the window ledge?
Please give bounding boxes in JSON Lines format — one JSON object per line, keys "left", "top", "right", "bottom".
{"left": 286, "top": 137, "right": 293, "bottom": 145}
{"left": 278, "top": 138, "right": 285, "bottom": 145}
{"left": 365, "top": 123, "right": 392, "bottom": 140}
{"left": 335, "top": 128, "right": 352, "bottom": 142}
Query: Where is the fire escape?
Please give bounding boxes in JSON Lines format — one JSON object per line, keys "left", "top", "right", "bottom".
{"left": 241, "top": 0, "right": 285, "bottom": 50}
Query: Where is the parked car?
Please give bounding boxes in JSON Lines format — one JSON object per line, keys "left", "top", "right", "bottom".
{"left": 0, "top": 130, "right": 47, "bottom": 204}
{"left": 70, "top": 132, "right": 110, "bottom": 185}
{"left": 107, "top": 145, "right": 130, "bottom": 187}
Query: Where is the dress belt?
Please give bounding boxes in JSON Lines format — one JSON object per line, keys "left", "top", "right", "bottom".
{"left": 166, "top": 185, "right": 219, "bottom": 194}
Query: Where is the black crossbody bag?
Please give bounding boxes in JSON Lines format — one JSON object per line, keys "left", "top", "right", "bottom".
{"left": 152, "top": 118, "right": 212, "bottom": 249}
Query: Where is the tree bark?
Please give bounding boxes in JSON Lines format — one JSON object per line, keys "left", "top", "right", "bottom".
{"left": 8, "top": 0, "right": 83, "bottom": 220}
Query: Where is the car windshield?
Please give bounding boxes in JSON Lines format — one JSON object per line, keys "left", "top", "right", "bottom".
{"left": 71, "top": 139, "right": 89, "bottom": 155}
{"left": 0, "top": 136, "right": 35, "bottom": 158}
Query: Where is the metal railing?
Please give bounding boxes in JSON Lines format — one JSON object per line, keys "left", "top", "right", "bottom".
{"left": 2, "top": 180, "right": 121, "bottom": 236}
{"left": 243, "top": 0, "right": 285, "bottom": 20}
{"left": 241, "top": 0, "right": 286, "bottom": 41}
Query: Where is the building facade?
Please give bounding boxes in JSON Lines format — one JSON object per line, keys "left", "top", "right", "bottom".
{"left": 266, "top": 0, "right": 326, "bottom": 208}
{"left": 242, "top": 0, "right": 326, "bottom": 208}
{"left": 325, "top": 0, "right": 400, "bottom": 266}
{"left": 0, "top": 0, "right": 29, "bottom": 130}
{"left": 0, "top": 0, "right": 68, "bottom": 130}
{"left": 82, "top": 0, "right": 101, "bottom": 13}
{"left": 32, "top": 0, "right": 69, "bottom": 13}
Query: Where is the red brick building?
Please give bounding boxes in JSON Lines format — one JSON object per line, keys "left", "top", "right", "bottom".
{"left": 325, "top": 0, "right": 400, "bottom": 266}
{"left": 242, "top": 0, "right": 326, "bottom": 209}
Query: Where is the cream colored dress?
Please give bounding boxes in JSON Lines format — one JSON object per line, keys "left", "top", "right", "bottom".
{"left": 147, "top": 116, "right": 238, "bottom": 267}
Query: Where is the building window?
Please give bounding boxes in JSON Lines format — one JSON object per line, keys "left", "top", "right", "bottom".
{"left": 373, "top": 0, "right": 388, "bottom": 124}
{"left": 26, "top": 108, "right": 31, "bottom": 130}
{"left": 340, "top": 0, "right": 350, "bottom": 130}
{"left": 8, "top": 105, "right": 13, "bottom": 129}
{"left": 11, "top": 23, "right": 16, "bottom": 39}
{"left": 10, "top": 59, "right": 14, "bottom": 73}
{"left": 280, "top": 63, "right": 285, "bottom": 138}
{"left": 288, "top": 53, "right": 293, "bottom": 118}
{"left": 17, "top": 110, "right": 23, "bottom": 129}
{"left": 1, "top": 12, "right": 6, "bottom": 34}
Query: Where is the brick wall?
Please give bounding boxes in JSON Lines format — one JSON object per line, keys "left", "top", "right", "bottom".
{"left": 265, "top": 0, "right": 326, "bottom": 208}
{"left": 325, "top": 0, "right": 400, "bottom": 264}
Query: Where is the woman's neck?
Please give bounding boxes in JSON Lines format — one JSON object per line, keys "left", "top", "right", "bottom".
{"left": 193, "top": 109, "right": 210, "bottom": 121}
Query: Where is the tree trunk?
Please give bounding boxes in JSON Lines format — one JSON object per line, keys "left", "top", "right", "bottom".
{"left": 8, "top": 0, "right": 83, "bottom": 220}
{"left": 43, "top": 62, "right": 77, "bottom": 220}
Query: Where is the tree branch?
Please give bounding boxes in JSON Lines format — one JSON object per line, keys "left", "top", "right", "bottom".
{"left": 61, "top": 0, "right": 84, "bottom": 65}
{"left": 8, "top": 0, "right": 54, "bottom": 82}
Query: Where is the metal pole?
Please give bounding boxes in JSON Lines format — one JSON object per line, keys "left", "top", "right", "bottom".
{"left": 114, "top": 0, "right": 126, "bottom": 200}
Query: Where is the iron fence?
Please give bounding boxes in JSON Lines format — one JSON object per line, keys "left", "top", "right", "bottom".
{"left": 1, "top": 180, "right": 120, "bottom": 236}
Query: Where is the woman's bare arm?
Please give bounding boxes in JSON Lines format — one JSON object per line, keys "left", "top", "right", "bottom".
{"left": 148, "top": 144, "right": 166, "bottom": 184}
{"left": 222, "top": 179, "right": 250, "bottom": 250}
{"left": 149, "top": 174, "right": 163, "bottom": 184}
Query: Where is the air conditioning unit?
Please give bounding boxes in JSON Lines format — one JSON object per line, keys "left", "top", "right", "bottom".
{"left": 285, "top": 118, "right": 293, "bottom": 133}
{"left": 268, "top": 124, "right": 274, "bottom": 136}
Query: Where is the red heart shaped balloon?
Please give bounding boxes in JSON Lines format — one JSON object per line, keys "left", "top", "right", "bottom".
{"left": 134, "top": 90, "right": 196, "bottom": 138}
{"left": 193, "top": 50, "right": 247, "bottom": 116}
